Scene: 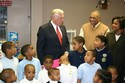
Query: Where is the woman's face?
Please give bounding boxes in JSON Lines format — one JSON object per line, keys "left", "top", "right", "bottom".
{"left": 112, "top": 19, "right": 120, "bottom": 31}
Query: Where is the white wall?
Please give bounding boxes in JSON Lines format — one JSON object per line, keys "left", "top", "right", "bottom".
{"left": 8, "top": 0, "right": 31, "bottom": 47}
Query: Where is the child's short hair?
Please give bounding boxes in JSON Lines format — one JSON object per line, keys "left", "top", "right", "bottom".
{"left": 0, "top": 68, "right": 15, "bottom": 82}
{"left": 21, "top": 44, "right": 31, "bottom": 57}
{"left": 73, "top": 36, "right": 85, "bottom": 45}
{"left": 96, "top": 35, "right": 107, "bottom": 45}
{"left": 24, "top": 64, "right": 35, "bottom": 72}
{"left": 96, "top": 69, "right": 112, "bottom": 83}
{"left": 48, "top": 68, "right": 59, "bottom": 76}
{"left": 43, "top": 55, "right": 53, "bottom": 63}
{"left": 1, "top": 41, "right": 14, "bottom": 55}
{"left": 88, "top": 49, "right": 97, "bottom": 58}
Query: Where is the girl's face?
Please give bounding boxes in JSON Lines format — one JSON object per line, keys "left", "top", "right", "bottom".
{"left": 25, "top": 66, "right": 35, "bottom": 81}
{"left": 108, "top": 68, "right": 118, "bottom": 81}
{"left": 112, "top": 19, "right": 120, "bottom": 31}
{"left": 72, "top": 39, "right": 82, "bottom": 51}
{"left": 93, "top": 73, "right": 102, "bottom": 83}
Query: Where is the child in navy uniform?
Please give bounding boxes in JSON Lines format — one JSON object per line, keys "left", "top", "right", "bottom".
{"left": 94, "top": 35, "right": 112, "bottom": 69}
{"left": 68, "top": 36, "right": 86, "bottom": 68}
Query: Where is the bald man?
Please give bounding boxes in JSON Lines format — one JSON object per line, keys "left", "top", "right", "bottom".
{"left": 37, "top": 9, "right": 69, "bottom": 65}
{"left": 79, "top": 10, "right": 109, "bottom": 50}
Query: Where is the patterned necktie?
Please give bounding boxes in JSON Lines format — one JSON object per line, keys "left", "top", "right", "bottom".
{"left": 56, "top": 26, "right": 62, "bottom": 45}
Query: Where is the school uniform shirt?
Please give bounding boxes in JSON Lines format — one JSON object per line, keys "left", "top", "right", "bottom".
{"left": 68, "top": 48, "right": 86, "bottom": 68}
{"left": 77, "top": 62, "right": 101, "bottom": 83}
{"left": 0, "top": 56, "right": 19, "bottom": 75}
{"left": 58, "top": 64, "right": 77, "bottom": 83}
{"left": 95, "top": 47, "right": 112, "bottom": 69}
{"left": 0, "top": 62, "right": 3, "bottom": 73}
{"left": 38, "top": 68, "right": 50, "bottom": 83}
{"left": 18, "top": 57, "right": 41, "bottom": 81}
{"left": 0, "top": 56, "right": 19, "bottom": 83}
{"left": 20, "top": 78, "right": 39, "bottom": 83}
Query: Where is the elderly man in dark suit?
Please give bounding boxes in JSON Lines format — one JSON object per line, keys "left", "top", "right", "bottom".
{"left": 37, "top": 9, "right": 69, "bottom": 66}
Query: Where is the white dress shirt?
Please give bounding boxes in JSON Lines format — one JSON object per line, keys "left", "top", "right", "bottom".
{"left": 58, "top": 64, "right": 77, "bottom": 83}
{"left": 20, "top": 78, "right": 39, "bottom": 83}
{"left": 38, "top": 68, "right": 50, "bottom": 83}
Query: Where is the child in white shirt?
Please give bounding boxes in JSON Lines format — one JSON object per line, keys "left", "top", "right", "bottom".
{"left": 77, "top": 49, "right": 101, "bottom": 83}
{"left": 18, "top": 44, "right": 41, "bottom": 81}
{"left": 38, "top": 55, "right": 53, "bottom": 83}
{"left": 58, "top": 54, "right": 77, "bottom": 83}
{"left": 0, "top": 42, "right": 19, "bottom": 83}
{"left": 0, "top": 68, "right": 17, "bottom": 83}
{"left": 20, "top": 64, "right": 39, "bottom": 83}
{"left": 47, "top": 68, "right": 61, "bottom": 83}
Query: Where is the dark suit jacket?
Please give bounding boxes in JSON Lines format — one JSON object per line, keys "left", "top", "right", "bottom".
{"left": 37, "top": 21, "right": 69, "bottom": 64}
{"left": 106, "top": 31, "right": 125, "bottom": 83}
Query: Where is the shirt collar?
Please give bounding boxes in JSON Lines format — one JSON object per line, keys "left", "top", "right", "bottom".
{"left": 51, "top": 21, "right": 57, "bottom": 29}
{"left": 61, "top": 63, "right": 71, "bottom": 67}
{"left": 91, "top": 22, "right": 100, "bottom": 29}
{"left": 49, "top": 79, "right": 58, "bottom": 83}
{"left": 96, "top": 46, "right": 105, "bottom": 52}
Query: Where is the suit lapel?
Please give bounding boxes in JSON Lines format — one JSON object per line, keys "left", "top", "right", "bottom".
{"left": 110, "top": 32, "right": 117, "bottom": 44}
{"left": 60, "top": 26, "right": 65, "bottom": 45}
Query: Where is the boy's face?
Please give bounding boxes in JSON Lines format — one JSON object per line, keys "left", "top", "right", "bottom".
{"left": 94, "top": 37, "right": 104, "bottom": 49}
{"left": 25, "top": 66, "right": 35, "bottom": 81}
{"left": 43, "top": 59, "right": 53, "bottom": 70}
{"left": 26, "top": 46, "right": 36, "bottom": 57}
{"left": 9, "top": 45, "right": 17, "bottom": 56}
{"left": 108, "top": 68, "right": 118, "bottom": 81}
{"left": 50, "top": 70, "right": 60, "bottom": 81}
{"left": 72, "top": 39, "right": 82, "bottom": 51}
{"left": 9, "top": 70, "right": 17, "bottom": 82}
{"left": 84, "top": 51, "right": 95, "bottom": 64}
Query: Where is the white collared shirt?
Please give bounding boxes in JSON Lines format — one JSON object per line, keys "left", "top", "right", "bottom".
{"left": 47, "top": 80, "right": 59, "bottom": 83}
{"left": 38, "top": 68, "right": 50, "bottom": 83}
{"left": 115, "top": 34, "right": 121, "bottom": 41}
{"left": 51, "top": 21, "right": 62, "bottom": 36}
{"left": 96, "top": 46, "right": 105, "bottom": 52}
{"left": 58, "top": 64, "right": 77, "bottom": 83}
{"left": 20, "top": 78, "right": 39, "bottom": 83}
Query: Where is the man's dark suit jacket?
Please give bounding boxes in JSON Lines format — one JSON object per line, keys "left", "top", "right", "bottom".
{"left": 37, "top": 21, "right": 69, "bottom": 64}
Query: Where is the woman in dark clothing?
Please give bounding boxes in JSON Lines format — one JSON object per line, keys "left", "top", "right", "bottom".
{"left": 106, "top": 16, "right": 125, "bottom": 83}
